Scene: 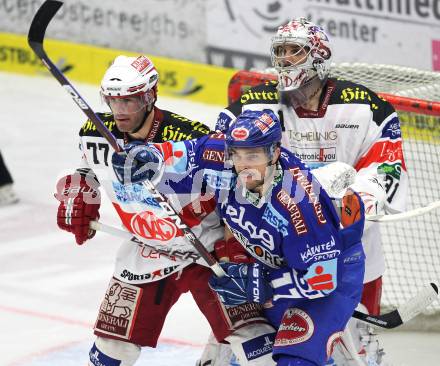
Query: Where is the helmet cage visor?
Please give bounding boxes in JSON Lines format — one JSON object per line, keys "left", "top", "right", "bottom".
{"left": 102, "top": 92, "right": 153, "bottom": 115}
{"left": 271, "top": 39, "right": 313, "bottom": 72}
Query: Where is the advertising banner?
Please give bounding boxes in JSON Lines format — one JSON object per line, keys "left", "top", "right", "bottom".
{"left": 2, "top": 1, "right": 440, "bottom": 72}
{"left": 206, "top": 0, "right": 440, "bottom": 71}
{"left": 0, "top": 33, "right": 235, "bottom": 106}
{"left": 0, "top": 0, "right": 205, "bottom": 62}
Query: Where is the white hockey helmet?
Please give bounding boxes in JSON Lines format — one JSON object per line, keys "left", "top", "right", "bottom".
{"left": 101, "top": 55, "right": 159, "bottom": 112}
{"left": 270, "top": 18, "right": 332, "bottom": 92}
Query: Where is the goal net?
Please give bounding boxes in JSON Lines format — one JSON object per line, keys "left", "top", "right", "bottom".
{"left": 228, "top": 64, "right": 440, "bottom": 325}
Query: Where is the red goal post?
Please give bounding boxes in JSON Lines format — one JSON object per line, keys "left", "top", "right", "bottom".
{"left": 227, "top": 64, "right": 440, "bottom": 326}
{"left": 228, "top": 65, "right": 440, "bottom": 115}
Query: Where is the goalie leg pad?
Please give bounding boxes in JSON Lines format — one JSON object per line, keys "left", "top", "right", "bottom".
{"left": 331, "top": 303, "right": 386, "bottom": 366}
{"left": 197, "top": 332, "right": 235, "bottom": 366}
{"left": 277, "top": 355, "right": 316, "bottom": 366}
{"left": 226, "top": 323, "right": 277, "bottom": 366}
{"left": 88, "top": 337, "right": 140, "bottom": 366}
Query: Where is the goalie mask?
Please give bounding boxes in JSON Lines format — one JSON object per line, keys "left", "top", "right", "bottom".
{"left": 101, "top": 55, "right": 159, "bottom": 116}
{"left": 271, "top": 18, "right": 332, "bottom": 107}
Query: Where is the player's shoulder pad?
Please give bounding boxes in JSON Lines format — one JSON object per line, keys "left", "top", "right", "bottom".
{"left": 272, "top": 152, "right": 312, "bottom": 237}
{"left": 79, "top": 112, "right": 122, "bottom": 138}
{"left": 330, "top": 78, "right": 395, "bottom": 124}
{"left": 238, "top": 82, "right": 279, "bottom": 106}
{"left": 279, "top": 147, "right": 309, "bottom": 170}
{"left": 198, "top": 133, "right": 227, "bottom": 165}
{"left": 159, "top": 109, "right": 212, "bottom": 141}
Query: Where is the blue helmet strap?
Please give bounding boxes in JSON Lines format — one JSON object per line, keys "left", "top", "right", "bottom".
{"left": 265, "top": 143, "right": 279, "bottom": 166}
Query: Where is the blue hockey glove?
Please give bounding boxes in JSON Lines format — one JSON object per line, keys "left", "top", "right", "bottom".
{"left": 208, "top": 262, "right": 273, "bottom": 306}
{"left": 111, "top": 141, "right": 163, "bottom": 185}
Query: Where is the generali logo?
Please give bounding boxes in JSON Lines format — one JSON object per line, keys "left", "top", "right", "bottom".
{"left": 130, "top": 211, "right": 177, "bottom": 241}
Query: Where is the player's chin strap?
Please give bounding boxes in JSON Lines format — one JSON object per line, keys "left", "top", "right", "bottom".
{"left": 129, "top": 107, "right": 151, "bottom": 135}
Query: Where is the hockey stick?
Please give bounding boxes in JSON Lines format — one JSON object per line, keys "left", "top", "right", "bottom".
{"left": 312, "top": 163, "right": 440, "bottom": 223}
{"left": 366, "top": 200, "right": 440, "bottom": 222}
{"left": 352, "top": 283, "right": 438, "bottom": 328}
{"left": 89, "top": 220, "right": 206, "bottom": 265}
{"left": 92, "top": 219, "right": 439, "bottom": 329}
{"left": 28, "top": 0, "right": 225, "bottom": 277}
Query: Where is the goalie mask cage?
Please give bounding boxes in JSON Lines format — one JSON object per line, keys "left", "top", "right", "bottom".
{"left": 228, "top": 64, "right": 440, "bottom": 328}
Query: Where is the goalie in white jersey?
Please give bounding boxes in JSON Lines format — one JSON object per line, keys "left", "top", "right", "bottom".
{"left": 214, "top": 17, "right": 408, "bottom": 366}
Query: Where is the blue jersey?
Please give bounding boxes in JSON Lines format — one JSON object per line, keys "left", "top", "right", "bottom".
{"left": 154, "top": 134, "right": 364, "bottom": 302}
{"left": 150, "top": 134, "right": 365, "bottom": 365}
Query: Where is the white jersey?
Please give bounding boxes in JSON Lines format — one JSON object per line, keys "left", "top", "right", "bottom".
{"left": 217, "top": 78, "right": 408, "bottom": 282}
{"left": 78, "top": 111, "right": 223, "bottom": 284}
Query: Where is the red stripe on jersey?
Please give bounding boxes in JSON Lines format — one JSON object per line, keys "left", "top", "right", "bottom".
{"left": 355, "top": 139, "right": 407, "bottom": 171}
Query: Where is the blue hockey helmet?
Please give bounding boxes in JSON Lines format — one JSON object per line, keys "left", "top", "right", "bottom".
{"left": 225, "top": 109, "right": 282, "bottom": 162}
{"left": 226, "top": 109, "right": 282, "bottom": 148}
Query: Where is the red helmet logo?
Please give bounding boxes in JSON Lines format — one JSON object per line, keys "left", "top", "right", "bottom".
{"left": 231, "top": 127, "right": 249, "bottom": 141}
{"left": 131, "top": 211, "right": 177, "bottom": 241}
{"left": 131, "top": 55, "right": 152, "bottom": 73}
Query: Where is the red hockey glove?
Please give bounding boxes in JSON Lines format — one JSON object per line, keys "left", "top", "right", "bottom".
{"left": 214, "top": 236, "right": 255, "bottom": 263}
{"left": 55, "top": 172, "right": 101, "bottom": 245}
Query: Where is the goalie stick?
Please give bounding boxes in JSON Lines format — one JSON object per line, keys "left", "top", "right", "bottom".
{"left": 310, "top": 162, "right": 440, "bottom": 223}
{"left": 91, "top": 219, "right": 439, "bottom": 329}
{"left": 366, "top": 200, "right": 440, "bottom": 222}
{"left": 28, "top": 0, "right": 225, "bottom": 277}
{"left": 30, "top": 0, "right": 438, "bottom": 330}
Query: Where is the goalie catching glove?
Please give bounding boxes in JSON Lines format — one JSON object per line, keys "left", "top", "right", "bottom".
{"left": 350, "top": 174, "right": 386, "bottom": 216}
{"left": 55, "top": 171, "right": 101, "bottom": 245}
{"left": 312, "top": 161, "right": 386, "bottom": 216}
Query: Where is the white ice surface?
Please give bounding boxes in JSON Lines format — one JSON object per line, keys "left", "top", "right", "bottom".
{"left": 0, "top": 72, "right": 439, "bottom": 365}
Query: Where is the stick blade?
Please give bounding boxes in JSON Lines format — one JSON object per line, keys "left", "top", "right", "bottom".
{"left": 352, "top": 282, "right": 439, "bottom": 329}
{"left": 28, "top": 0, "right": 63, "bottom": 51}
{"left": 398, "top": 282, "right": 439, "bottom": 323}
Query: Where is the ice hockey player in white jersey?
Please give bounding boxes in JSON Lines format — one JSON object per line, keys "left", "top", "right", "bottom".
{"left": 214, "top": 17, "right": 408, "bottom": 366}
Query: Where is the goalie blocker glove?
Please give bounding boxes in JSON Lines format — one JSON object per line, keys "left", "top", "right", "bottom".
{"left": 55, "top": 171, "right": 101, "bottom": 245}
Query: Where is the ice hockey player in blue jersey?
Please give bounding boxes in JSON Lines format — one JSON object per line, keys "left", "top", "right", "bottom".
{"left": 112, "top": 109, "right": 366, "bottom": 366}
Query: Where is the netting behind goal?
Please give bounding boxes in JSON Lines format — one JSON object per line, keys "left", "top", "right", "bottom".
{"left": 228, "top": 64, "right": 440, "bottom": 324}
